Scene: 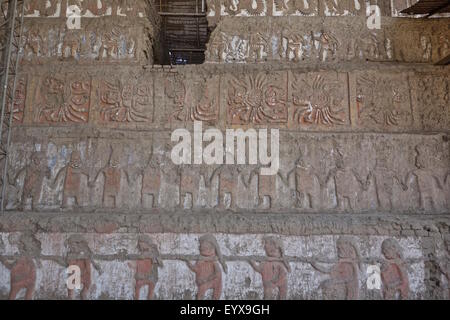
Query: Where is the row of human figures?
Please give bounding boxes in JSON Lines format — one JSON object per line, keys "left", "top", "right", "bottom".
{"left": 2, "top": 234, "right": 449, "bottom": 300}
{"left": 3, "top": 146, "right": 449, "bottom": 212}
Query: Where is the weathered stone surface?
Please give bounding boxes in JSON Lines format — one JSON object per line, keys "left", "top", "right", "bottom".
{"left": 1, "top": 128, "right": 448, "bottom": 214}
{"left": 0, "top": 0, "right": 449, "bottom": 301}
{"left": 205, "top": 16, "right": 449, "bottom": 64}
{"left": 206, "top": 0, "right": 393, "bottom": 26}
{"left": 23, "top": 0, "right": 153, "bottom": 18}
{"left": 20, "top": 0, "right": 161, "bottom": 64}
{"left": 0, "top": 215, "right": 449, "bottom": 299}
{"left": 12, "top": 64, "right": 450, "bottom": 132}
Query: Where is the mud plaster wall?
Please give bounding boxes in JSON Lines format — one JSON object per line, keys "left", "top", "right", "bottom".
{"left": 0, "top": 0, "right": 449, "bottom": 300}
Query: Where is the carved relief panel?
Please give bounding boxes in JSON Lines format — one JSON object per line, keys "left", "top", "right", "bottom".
{"left": 161, "top": 72, "right": 221, "bottom": 126}
{"left": 6, "top": 76, "right": 27, "bottom": 124}
{"left": 96, "top": 75, "right": 154, "bottom": 123}
{"left": 355, "top": 72, "right": 413, "bottom": 131}
{"left": 32, "top": 73, "right": 92, "bottom": 124}
{"left": 410, "top": 72, "right": 449, "bottom": 131}
{"left": 289, "top": 72, "right": 349, "bottom": 129}
{"left": 24, "top": 0, "right": 150, "bottom": 18}
{"left": 226, "top": 71, "right": 288, "bottom": 125}
{"left": 21, "top": 19, "right": 145, "bottom": 64}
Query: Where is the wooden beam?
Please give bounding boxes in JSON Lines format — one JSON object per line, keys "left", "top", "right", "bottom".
{"left": 435, "top": 54, "right": 450, "bottom": 65}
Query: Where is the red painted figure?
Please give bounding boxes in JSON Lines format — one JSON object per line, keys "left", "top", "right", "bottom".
{"left": 380, "top": 238, "right": 409, "bottom": 300}
{"left": 185, "top": 235, "right": 227, "bottom": 300}
{"left": 54, "top": 150, "right": 88, "bottom": 208}
{"left": 128, "top": 235, "right": 163, "bottom": 300}
{"left": 65, "top": 235, "right": 101, "bottom": 300}
{"left": 311, "top": 237, "right": 360, "bottom": 300}
{"left": 0, "top": 233, "right": 42, "bottom": 300}
{"left": 91, "top": 147, "right": 123, "bottom": 208}
{"left": 250, "top": 236, "right": 291, "bottom": 299}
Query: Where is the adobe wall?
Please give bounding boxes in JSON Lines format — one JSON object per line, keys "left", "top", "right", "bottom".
{"left": 0, "top": 0, "right": 449, "bottom": 300}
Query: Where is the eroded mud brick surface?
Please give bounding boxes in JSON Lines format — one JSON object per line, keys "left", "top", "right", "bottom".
{"left": 0, "top": 0, "right": 449, "bottom": 300}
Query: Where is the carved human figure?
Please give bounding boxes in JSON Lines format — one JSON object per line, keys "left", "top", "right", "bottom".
{"left": 64, "top": 235, "right": 101, "bottom": 300}
{"left": 258, "top": 172, "right": 277, "bottom": 209}
{"left": 24, "top": 30, "right": 43, "bottom": 57}
{"left": 184, "top": 235, "right": 228, "bottom": 300}
{"left": 290, "top": 156, "right": 320, "bottom": 209}
{"left": 179, "top": 166, "right": 201, "bottom": 209}
{"left": 311, "top": 237, "right": 360, "bottom": 300}
{"left": 128, "top": 235, "right": 163, "bottom": 300}
{"left": 0, "top": 233, "right": 42, "bottom": 300}
{"left": 248, "top": 33, "right": 268, "bottom": 62}
{"left": 207, "top": 32, "right": 228, "bottom": 62}
{"left": 281, "top": 28, "right": 309, "bottom": 62}
{"left": 334, "top": 149, "right": 372, "bottom": 212}
{"left": 218, "top": 165, "right": 240, "bottom": 209}
{"left": 14, "top": 151, "right": 51, "bottom": 211}
{"left": 249, "top": 236, "right": 291, "bottom": 300}
{"left": 91, "top": 147, "right": 125, "bottom": 208}
{"left": 437, "top": 236, "right": 450, "bottom": 298}
{"left": 62, "top": 31, "right": 80, "bottom": 59}
{"left": 53, "top": 150, "right": 89, "bottom": 208}
{"left": 141, "top": 161, "right": 161, "bottom": 209}
{"left": 312, "top": 31, "right": 339, "bottom": 62}
{"left": 98, "top": 28, "right": 121, "bottom": 59}
{"left": 380, "top": 239, "right": 409, "bottom": 300}
{"left": 398, "top": 145, "right": 449, "bottom": 212}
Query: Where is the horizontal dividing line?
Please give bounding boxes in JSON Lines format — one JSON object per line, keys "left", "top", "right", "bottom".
{"left": 9, "top": 125, "right": 449, "bottom": 136}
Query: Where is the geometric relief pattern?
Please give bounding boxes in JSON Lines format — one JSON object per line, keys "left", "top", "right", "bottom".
{"left": 98, "top": 77, "right": 153, "bottom": 123}
{"left": 411, "top": 73, "right": 449, "bottom": 131}
{"left": 227, "top": 72, "right": 288, "bottom": 125}
{"left": 356, "top": 72, "right": 412, "bottom": 130}
{"left": 33, "top": 74, "right": 91, "bottom": 124}
{"left": 290, "top": 72, "right": 348, "bottom": 127}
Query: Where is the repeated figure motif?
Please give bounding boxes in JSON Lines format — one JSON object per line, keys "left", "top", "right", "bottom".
{"left": 11, "top": 150, "right": 51, "bottom": 211}
{"left": 90, "top": 146, "right": 127, "bottom": 208}
{"left": 184, "top": 235, "right": 228, "bottom": 300}
{"left": 4, "top": 136, "right": 449, "bottom": 213}
{"left": 207, "top": 0, "right": 383, "bottom": 18}
{"left": 53, "top": 150, "right": 89, "bottom": 208}
{"left": 0, "top": 233, "right": 42, "bottom": 300}
{"left": 128, "top": 235, "right": 163, "bottom": 300}
{"left": 64, "top": 235, "right": 101, "bottom": 300}
{"left": 22, "top": 25, "right": 138, "bottom": 62}
{"left": 310, "top": 237, "right": 360, "bottom": 300}
{"left": 249, "top": 236, "right": 291, "bottom": 299}
{"left": 380, "top": 239, "right": 410, "bottom": 300}
{"left": 24, "top": 0, "right": 149, "bottom": 17}
{"left": 0, "top": 233, "right": 430, "bottom": 300}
